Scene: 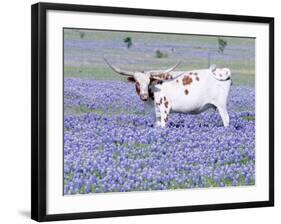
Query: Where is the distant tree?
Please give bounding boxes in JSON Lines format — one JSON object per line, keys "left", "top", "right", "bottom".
{"left": 155, "top": 49, "right": 168, "bottom": 58}
{"left": 79, "top": 31, "right": 85, "bottom": 39}
{"left": 123, "top": 37, "right": 133, "bottom": 48}
{"left": 218, "top": 37, "right": 227, "bottom": 53}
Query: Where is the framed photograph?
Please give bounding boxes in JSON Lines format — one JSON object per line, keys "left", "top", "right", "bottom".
{"left": 31, "top": 2, "right": 274, "bottom": 222}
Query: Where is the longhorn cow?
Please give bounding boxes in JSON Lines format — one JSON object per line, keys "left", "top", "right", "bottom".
{"left": 104, "top": 58, "right": 231, "bottom": 128}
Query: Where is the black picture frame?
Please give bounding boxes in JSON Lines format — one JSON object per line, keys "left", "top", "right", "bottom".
{"left": 31, "top": 2, "right": 274, "bottom": 222}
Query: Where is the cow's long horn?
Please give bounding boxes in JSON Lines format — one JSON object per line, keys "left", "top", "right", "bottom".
{"left": 150, "top": 61, "right": 181, "bottom": 76}
{"left": 103, "top": 57, "right": 134, "bottom": 76}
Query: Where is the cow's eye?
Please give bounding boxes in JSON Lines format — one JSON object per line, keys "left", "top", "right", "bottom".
{"left": 127, "top": 77, "right": 135, "bottom": 82}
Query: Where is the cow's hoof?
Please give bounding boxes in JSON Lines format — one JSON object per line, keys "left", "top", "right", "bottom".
{"left": 154, "top": 121, "right": 161, "bottom": 127}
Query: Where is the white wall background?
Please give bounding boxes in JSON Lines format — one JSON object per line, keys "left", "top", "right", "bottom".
{"left": 0, "top": 0, "right": 279, "bottom": 223}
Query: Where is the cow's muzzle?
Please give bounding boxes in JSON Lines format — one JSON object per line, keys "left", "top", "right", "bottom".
{"left": 140, "top": 93, "right": 149, "bottom": 101}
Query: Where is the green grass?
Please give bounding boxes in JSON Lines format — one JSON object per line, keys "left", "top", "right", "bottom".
{"left": 64, "top": 63, "right": 254, "bottom": 85}
{"left": 64, "top": 28, "right": 254, "bottom": 45}
{"left": 64, "top": 28, "right": 255, "bottom": 85}
{"left": 64, "top": 105, "right": 145, "bottom": 116}
{"left": 204, "top": 177, "right": 219, "bottom": 187}
{"left": 242, "top": 116, "right": 255, "bottom": 121}
{"left": 64, "top": 65, "right": 125, "bottom": 81}
{"left": 64, "top": 106, "right": 104, "bottom": 115}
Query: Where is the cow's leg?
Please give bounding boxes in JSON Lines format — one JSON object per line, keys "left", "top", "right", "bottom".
{"left": 160, "top": 109, "right": 168, "bottom": 128}
{"left": 154, "top": 106, "right": 161, "bottom": 127}
{"left": 155, "top": 105, "right": 170, "bottom": 128}
{"left": 159, "top": 98, "right": 171, "bottom": 128}
{"left": 216, "top": 105, "right": 229, "bottom": 127}
{"left": 154, "top": 95, "right": 171, "bottom": 128}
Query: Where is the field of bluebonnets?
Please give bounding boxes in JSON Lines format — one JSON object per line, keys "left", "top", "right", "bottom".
{"left": 63, "top": 29, "right": 255, "bottom": 195}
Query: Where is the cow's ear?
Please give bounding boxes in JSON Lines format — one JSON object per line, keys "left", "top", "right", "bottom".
{"left": 127, "top": 76, "right": 135, "bottom": 82}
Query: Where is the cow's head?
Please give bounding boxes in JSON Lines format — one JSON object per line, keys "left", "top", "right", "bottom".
{"left": 104, "top": 57, "right": 180, "bottom": 101}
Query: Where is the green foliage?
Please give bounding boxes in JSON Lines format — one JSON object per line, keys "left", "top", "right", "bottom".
{"left": 218, "top": 37, "right": 228, "bottom": 53}
{"left": 123, "top": 37, "right": 133, "bottom": 48}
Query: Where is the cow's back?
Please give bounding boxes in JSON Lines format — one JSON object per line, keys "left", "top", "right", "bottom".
{"left": 158, "top": 68, "right": 231, "bottom": 113}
